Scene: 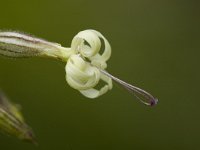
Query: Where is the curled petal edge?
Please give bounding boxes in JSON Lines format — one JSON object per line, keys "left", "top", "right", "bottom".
{"left": 71, "top": 29, "right": 111, "bottom": 69}
{"left": 65, "top": 54, "right": 113, "bottom": 98}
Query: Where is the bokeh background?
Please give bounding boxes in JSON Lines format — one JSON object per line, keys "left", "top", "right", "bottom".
{"left": 0, "top": 0, "right": 200, "bottom": 149}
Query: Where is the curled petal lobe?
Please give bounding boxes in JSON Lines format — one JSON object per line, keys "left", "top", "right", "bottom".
{"left": 65, "top": 54, "right": 113, "bottom": 98}
{"left": 65, "top": 55, "right": 101, "bottom": 90}
{"left": 71, "top": 30, "right": 101, "bottom": 57}
{"left": 80, "top": 73, "right": 113, "bottom": 98}
{"left": 71, "top": 30, "right": 111, "bottom": 69}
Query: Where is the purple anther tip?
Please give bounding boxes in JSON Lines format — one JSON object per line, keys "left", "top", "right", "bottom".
{"left": 150, "top": 98, "right": 158, "bottom": 106}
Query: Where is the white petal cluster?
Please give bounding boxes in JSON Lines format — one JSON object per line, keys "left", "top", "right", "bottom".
{"left": 65, "top": 30, "right": 112, "bottom": 98}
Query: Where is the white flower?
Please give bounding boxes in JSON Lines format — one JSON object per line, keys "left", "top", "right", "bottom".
{"left": 0, "top": 29, "right": 113, "bottom": 98}
{"left": 0, "top": 29, "right": 158, "bottom": 105}
{"left": 65, "top": 30, "right": 113, "bottom": 98}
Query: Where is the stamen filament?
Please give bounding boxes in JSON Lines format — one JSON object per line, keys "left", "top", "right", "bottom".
{"left": 99, "top": 69, "right": 158, "bottom": 106}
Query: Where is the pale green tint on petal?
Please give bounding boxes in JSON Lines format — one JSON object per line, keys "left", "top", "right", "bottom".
{"left": 66, "top": 55, "right": 101, "bottom": 90}
{"left": 80, "top": 73, "right": 113, "bottom": 98}
{"left": 71, "top": 30, "right": 112, "bottom": 69}
{"left": 71, "top": 30, "right": 101, "bottom": 57}
{"left": 65, "top": 29, "right": 113, "bottom": 98}
{"left": 67, "top": 30, "right": 112, "bottom": 98}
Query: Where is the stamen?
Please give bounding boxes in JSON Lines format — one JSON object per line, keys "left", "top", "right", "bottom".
{"left": 99, "top": 69, "right": 158, "bottom": 106}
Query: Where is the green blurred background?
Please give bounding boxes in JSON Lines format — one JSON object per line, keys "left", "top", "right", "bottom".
{"left": 0, "top": 0, "right": 199, "bottom": 149}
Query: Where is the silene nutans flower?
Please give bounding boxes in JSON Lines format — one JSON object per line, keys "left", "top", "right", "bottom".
{"left": 0, "top": 29, "right": 158, "bottom": 106}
